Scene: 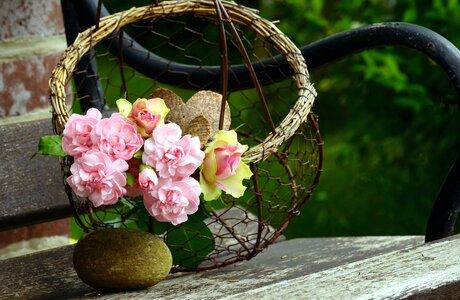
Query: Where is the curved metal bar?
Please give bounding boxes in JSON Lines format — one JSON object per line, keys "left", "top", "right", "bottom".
{"left": 426, "top": 149, "right": 460, "bottom": 242}
{"left": 61, "top": 0, "right": 105, "bottom": 112}
{"left": 80, "top": 1, "right": 460, "bottom": 98}
{"left": 302, "top": 23, "right": 460, "bottom": 98}
{"left": 75, "top": 0, "right": 460, "bottom": 241}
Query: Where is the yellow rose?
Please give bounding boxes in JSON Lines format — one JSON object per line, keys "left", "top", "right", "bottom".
{"left": 116, "top": 98, "right": 169, "bottom": 138}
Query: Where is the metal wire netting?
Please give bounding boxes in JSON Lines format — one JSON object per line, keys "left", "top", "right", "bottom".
{"left": 51, "top": 0, "right": 322, "bottom": 272}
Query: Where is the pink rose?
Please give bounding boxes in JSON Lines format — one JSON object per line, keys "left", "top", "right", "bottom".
{"left": 66, "top": 150, "right": 128, "bottom": 207}
{"left": 214, "top": 144, "right": 242, "bottom": 179}
{"left": 138, "top": 166, "right": 158, "bottom": 190}
{"left": 62, "top": 108, "right": 101, "bottom": 157}
{"left": 200, "top": 130, "right": 252, "bottom": 201}
{"left": 142, "top": 123, "right": 204, "bottom": 179}
{"left": 91, "top": 113, "right": 143, "bottom": 160}
{"left": 143, "top": 177, "right": 200, "bottom": 225}
{"left": 127, "top": 98, "right": 169, "bottom": 138}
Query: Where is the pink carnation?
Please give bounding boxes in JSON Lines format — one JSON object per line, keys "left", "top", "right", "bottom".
{"left": 91, "top": 113, "right": 143, "bottom": 160}
{"left": 62, "top": 108, "right": 101, "bottom": 157}
{"left": 138, "top": 167, "right": 158, "bottom": 190}
{"left": 143, "top": 177, "right": 200, "bottom": 225}
{"left": 142, "top": 123, "right": 204, "bottom": 179}
{"left": 66, "top": 150, "right": 128, "bottom": 207}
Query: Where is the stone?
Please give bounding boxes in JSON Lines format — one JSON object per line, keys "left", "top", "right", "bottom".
{"left": 73, "top": 228, "right": 172, "bottom": 290}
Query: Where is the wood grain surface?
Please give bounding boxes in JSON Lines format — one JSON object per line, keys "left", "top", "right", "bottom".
{"left": 2, "top": 236, "right": 443, "bottom": 300}
{"left": 0, "top": 118, "right": 72, "bottom": 230}
{"left": 228, "top": 235, "right": 460, "bottom": 300}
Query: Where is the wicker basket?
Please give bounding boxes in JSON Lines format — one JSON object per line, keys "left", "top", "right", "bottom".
{"left": 49, "top": 0, "right": 322, "bottom": 272}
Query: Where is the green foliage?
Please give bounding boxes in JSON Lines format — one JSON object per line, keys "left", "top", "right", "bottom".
{"left": 165, "top": 212, "right": 215, "bottom": 268}
{"left": 258, "top": 0, "right": 460, "bottom": 237}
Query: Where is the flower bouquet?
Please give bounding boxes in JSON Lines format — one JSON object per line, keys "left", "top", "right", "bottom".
{"left": 58, "top": 90, "right": 252, "bottom": 224}
{"left": 41, "top": 0, "right": 322, "bottom": 290}
{"left": 40, "top": 88, "right": 255, "bottom": 288}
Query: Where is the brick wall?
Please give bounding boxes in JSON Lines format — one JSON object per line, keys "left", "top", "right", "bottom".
{"left": 0, "top": 0, "right": 66, "bottom": 116}
{"left": 0, "top": 0, "right": 69, "bottom": 246}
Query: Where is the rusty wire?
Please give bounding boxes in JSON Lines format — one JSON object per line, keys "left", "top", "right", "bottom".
{"left": 50, "top": 0, "right": 322, "bottom": 272}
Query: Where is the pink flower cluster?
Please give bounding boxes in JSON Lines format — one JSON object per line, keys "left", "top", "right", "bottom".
{"left": 63, "top": 109, "right": 143, "bottom": 206}
{"left": 62, "top": 102, "right": 205, "bottom": 226}
{"left": 140, "top": 124, "right": 204, "bottom": 225}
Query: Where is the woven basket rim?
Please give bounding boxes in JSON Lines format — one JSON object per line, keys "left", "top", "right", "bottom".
{"left": 49, "top": 0, "right": 317, "bottom": 163}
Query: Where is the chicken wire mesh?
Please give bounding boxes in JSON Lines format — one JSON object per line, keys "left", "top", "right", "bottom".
{"left": 50, "top": 0, "right": 322, "bottom": 272}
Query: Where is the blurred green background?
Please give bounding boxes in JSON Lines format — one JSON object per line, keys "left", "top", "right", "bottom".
{"left": 255, "top": 0, "right": 460, "bottom": 238}
{"left": 95, "top": 0, "right": 460, "bottom": 238}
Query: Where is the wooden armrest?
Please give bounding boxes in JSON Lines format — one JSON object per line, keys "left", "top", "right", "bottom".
{"left": 8, "top": 235, "right": 460, "bottom": 299}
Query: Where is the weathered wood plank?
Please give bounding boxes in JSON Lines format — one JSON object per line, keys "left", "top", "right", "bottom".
{"left": 0, "top": 118, "right": 72, "bottom": 231}
{"left": 225, "top": 235, "right": 460, "bottom": 300}
{"left": 0, "top": 236, "right": 424, "bottom": 299}
{"left": 84, "top": 236, "right": 430, "bottom": 300}
{"left": 0, "top": 245, "right": 91, "bottom": 300}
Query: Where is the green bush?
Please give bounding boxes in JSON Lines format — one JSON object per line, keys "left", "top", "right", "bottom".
{"left": 257, "top": 0, "right": 460, "bottom": 238}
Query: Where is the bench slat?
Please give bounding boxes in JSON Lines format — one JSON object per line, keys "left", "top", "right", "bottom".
{"left": 0, "top": 119, "right": 72, "bottom": 231}
{"left": 0, "top": 236, "right": 426, "bottom": 299}
{"left": 228, "top": 235, "right": 460, "bottom": 300}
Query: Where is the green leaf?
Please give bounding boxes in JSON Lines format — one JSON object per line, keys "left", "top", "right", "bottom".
{"left": 119, "top": 197, "right": 135, "bottom": 209}
{"left": 203, "top": 197, "right": 231, "bottom": 214}
{"left": 233, "top": 123, "right": 246, "bottom": 131}
{"left": 133, "top": 150, "right": 144, "bottom": 160}
{"left": 165, "top": 214, "right": 214, "bottom": 268}
{"left": 136, "top": 208, "right": 172, "bottom": 235}
{"left": 139, "top": 164, "right": 152, "bottom": 173}
{"left": 126, "top": 173, "right": 135, "bottom": 187}
{"left": 116, "top": 98, "right": 132, "bottom": 117}
{"left": 35, "top": 135, "right": 67, "bottom": 157}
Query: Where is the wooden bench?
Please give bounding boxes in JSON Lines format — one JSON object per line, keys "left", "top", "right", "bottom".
{"left": 0, "top": 115, "right": 71, "bottom": 231}
{"left": 1, "top": 2, "right": 460, "bottom": 297}
{"left": 1, "top": 234, "right": 460, "bottom": 298}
